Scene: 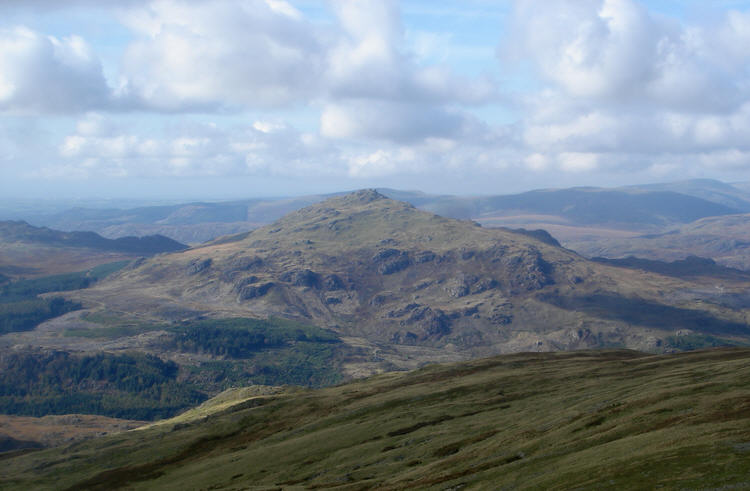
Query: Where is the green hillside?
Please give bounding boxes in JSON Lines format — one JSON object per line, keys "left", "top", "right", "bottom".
{"left": 4, "top": 348, "right": 750, "bottom": 489}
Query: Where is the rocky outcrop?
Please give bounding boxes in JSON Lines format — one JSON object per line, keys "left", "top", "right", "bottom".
{"left": 373, "top": 249, "right": 411, "bottom": 275}
{"left": 187, "top": 258, "right": 212, "bottom": 275}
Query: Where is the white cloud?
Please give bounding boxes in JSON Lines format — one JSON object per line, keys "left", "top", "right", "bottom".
{"left": 7, "top": 0, "right": 750, "bottom": 193}
{"left": 698, "top": 149, "right": 750, "bottom": 170}
{"left": 119, "top": 0, "right": 324, "bottom": 111}
{"left": 318, "top": 0, "right": 497, "bottom": 144}
{"left": 558, "top": 152, "right": 600, "bottom": 172}
{"left": 320, "top": 100, "right": 482, "bottom": 143}
{"left": 46, "top": 115, "right": 345, "bottom": 179}
{"left": 501, "top": 0, "right": 750, "bottom": 181}
{"left": 326, "top": 0, "right": 495, "bottom": 105}
{"left": 509, "top": 0, "right": 747, "bottom": 112}
{"left": 0, "top": 27, "right": 110, "bottom": 113}
{"left": 346, "top": 149, "right": 399, "bottom": 178}
{"left": 524, "top": 153, "right": 549, "bottom": 171}
{"left": 524, "top": 112, "right": 617, "bottom": 150}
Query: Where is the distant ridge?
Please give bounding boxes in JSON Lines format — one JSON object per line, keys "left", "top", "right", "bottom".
{"left": 590, "top": 255, "right": 750, "bottom": 280}
{"left": 9, "top": 179, "right": 749, "bottom": 246}
{"left": 418, "top": 188, "right": 741, "bottom": 226}
{"left": 0, "top": 220, "right": 188, "bottom": 254}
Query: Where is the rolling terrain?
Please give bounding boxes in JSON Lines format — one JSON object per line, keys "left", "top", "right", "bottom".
{"left": 3, "top": 188, "right": 750, "bottom": 452}
{"left": 569, "top": 213, "right": 750, "bottom": 271}
{"left": 20, "top": 195, "right": 337, "bottom": 245}
{"left": 0, "top": 220, "right": 187, "bottom": 278}
{"left": 15, "top": 179, "right": 749, "bottom": 251}
{"left": 10, "top": 179, "right": 750, "bottom": 277}
{"left": 55, "top": 190, "right": 750, "bottom": 367}
{"left": 420, "top": 185, "right": 742, "bottom": 227}
{"left": 3, "top": 348, "right": 750, "bottom": 489}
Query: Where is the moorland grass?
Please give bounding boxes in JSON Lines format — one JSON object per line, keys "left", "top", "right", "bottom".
{"left": 2, "top": 348, "right": 749, "bottom": 490}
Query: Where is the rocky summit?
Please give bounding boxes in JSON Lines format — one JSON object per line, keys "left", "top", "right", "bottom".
{"left": 65, "top": 190, "right": 750, "bottom": 371}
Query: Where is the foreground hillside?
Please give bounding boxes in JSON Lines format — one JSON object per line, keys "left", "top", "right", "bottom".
{"left": 3, "top": 348, "right": 750, "bottom": 490}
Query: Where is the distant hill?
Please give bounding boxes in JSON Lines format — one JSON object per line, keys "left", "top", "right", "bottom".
{"left": 5, "top": 179, "right": 750, "bottom": 276}
{"left": 624, "top": 178, "right": 750, "bottom": 211}
{"left": 4, "top": 348, "right": 750, "bottom": 489}
{"left": 590, "top": 255, "right": 750, "bottom": 280}
{"left": 416, "top": 187, "right": 741, "bottom": 228}
{"left": 0, "top": 221, "right": 187, "bottom": 278}
{"left": 12, "top": 179, "right": 747, "bottom": 246}
{"left": 569, "top": 213, "right": 750, "bottom": 271}
{"left": 0, "top": 221, "right": 187, "bottom": 254}
{"left": 26, "top": 195, "right": 337, "bottom": 244}
{"left": 4, "top": 190, "right": 750, "bottom": 446}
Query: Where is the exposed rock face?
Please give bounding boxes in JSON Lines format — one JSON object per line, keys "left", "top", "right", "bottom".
{"left": 188, "top": 259, "right": 212, "bottom": 275}
{"left": 236, "top": 280, "right": 274, "bottom": 300}
{"left": 280, "top": 269, "right": 319, "bottom": 287}
{"left": 445, "top": 275, "right": 476, "bottom": 298}
{"left": 404, "top": 306, "right": 451, "bottom": 339}
{"left": 502, "top": 250, "right": 554, "bottom": 292}
{"left": 227, "top": 255, "right": 263, "bottom": 271}
{"left": 321, "top": 274, "right": 345, "bottom": 291}
{"left": 373, "top": 249, "right": 411, "bottom": 275}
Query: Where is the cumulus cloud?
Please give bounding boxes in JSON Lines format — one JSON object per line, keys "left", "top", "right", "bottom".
{"left": 320, "top": 100, "right": 485, "bottom": 143}
{"left": 505, "top": 0, "right": 750, "bottom": 177}
{"left": 508, "top": 0, "right": 745, "bottom": 112}
{"left": 8, "top": 0, "right": 750, "bottom": 191}
{"left": 42, "top": 114, "right": 344, "bottom": 179}
{"left": 119, "top": 0, "right": 325, "bottom": 111}
{"left": 1, "top": 0, "right": 496, "bottom": 134}
{"left": 326, "top": 0, "right": 495, "bottom": 104}
{"left": 319, "top": 0, "right": 497, "bottom": 144}
{"left": 0, "top": 27, "right": 111, "bottom": 113}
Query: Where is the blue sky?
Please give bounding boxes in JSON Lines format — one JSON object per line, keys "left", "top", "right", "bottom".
{"left": 2, "top": 0, "right": 750, "bottom": 201}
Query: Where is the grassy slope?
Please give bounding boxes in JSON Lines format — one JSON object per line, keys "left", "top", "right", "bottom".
{"left": 0, "top": 414, "right": 145, "bottom": 449}
{"left": 3, "top": 348, "right": 750, "bottom": 490}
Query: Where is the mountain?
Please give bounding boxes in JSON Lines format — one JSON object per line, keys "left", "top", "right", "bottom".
{"left": 0, "top": 220, "right": 188, "bottom": 278}
{"left": 3, "top": 190, "right": 750, "bottom": 452}
{"left": 4, "top": 348, "right": 750, "bottom": 489}
{"left": 59, "top": 190, "right": 750, "bottom": 371}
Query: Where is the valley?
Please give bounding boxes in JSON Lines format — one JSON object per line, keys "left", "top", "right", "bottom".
{"left": 2, "top": 184, "right": 750, "bottom": 486}
{"left": 6, "top": 1, "right": 750, "bottom": 486}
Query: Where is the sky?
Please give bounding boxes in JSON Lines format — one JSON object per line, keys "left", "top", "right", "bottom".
{"left": 2, "top": 0, "right": 750, "bottom": 201}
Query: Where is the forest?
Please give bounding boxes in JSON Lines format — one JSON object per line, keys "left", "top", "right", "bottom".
{"left": 0, "top": 350, "right": 206, "bottom": 420}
